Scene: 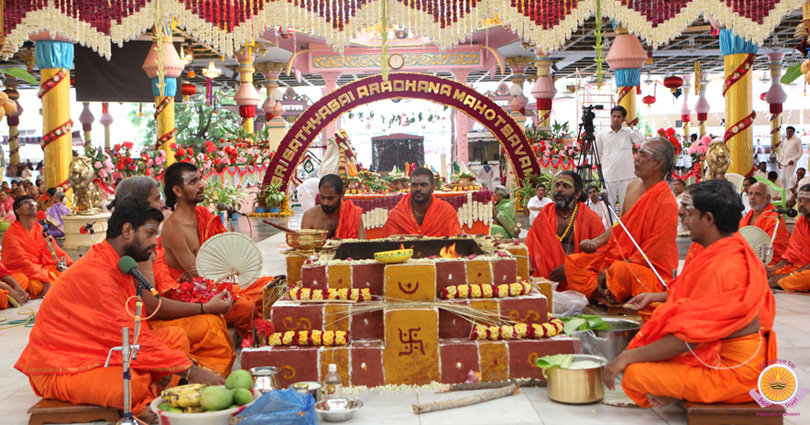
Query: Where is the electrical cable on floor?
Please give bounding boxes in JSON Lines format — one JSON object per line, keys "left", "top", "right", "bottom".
{"left": 0, "top": 307, "right": 36, "bottom": 331}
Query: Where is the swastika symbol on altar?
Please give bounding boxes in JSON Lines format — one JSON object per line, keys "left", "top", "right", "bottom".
{"left": 398, "top": 327, "right": 425, "bottom": 356}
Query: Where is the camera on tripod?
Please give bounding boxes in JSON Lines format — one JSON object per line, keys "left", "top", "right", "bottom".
{"left": 580, "top": 104, "right": 604, "bottom": 142}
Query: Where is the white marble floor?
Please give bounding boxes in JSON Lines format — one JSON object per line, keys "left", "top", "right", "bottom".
{"left": 1, "top": 230, "right": 809, "bottom": 424}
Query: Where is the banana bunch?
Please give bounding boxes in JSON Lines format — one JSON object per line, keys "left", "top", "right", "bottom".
{"left": 161, "top": 383, "right": 206, "bottom": 408}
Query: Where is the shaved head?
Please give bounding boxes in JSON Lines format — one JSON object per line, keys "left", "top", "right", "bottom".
{"left": 747, "top": 182, "right": 771, "bottom": 212}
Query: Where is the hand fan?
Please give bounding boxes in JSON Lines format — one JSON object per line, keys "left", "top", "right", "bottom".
{"left": 739, "top": 225, "right": 773, "bottom": 265}
{"left": 196, "top": 232, "right": 263, "bottom": 287}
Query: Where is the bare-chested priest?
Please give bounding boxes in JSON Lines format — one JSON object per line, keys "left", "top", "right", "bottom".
{"left": 301, "top": 174, "right": 366, "bottom": 239}
{"left": 153, "top": 162, "right": 270, "bottom": 339}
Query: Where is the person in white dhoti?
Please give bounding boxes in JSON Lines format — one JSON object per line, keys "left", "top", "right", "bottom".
{"left": 595, "top": 105, "right": 645, "bottom": 214}
{"left": 780, "top": 126, "right": 803, "bottom": 188}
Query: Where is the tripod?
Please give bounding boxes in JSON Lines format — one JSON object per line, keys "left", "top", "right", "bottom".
{"left": 575, "top": 105, "right": 613, "bottom": 224}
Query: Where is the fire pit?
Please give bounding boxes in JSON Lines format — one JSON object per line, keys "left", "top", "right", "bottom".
{"left": 334, "top": 238, "right": 485, "bottom": 260}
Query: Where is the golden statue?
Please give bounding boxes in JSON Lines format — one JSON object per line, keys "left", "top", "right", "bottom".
{"left": 705, "top": 140, "right": 730, "bottom": 180}
{"left": 68, "top": 156, "right": 102, "bottom": 215}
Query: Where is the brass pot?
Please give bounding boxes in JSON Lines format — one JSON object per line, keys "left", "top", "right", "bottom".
{"left": 547, "top": 354, "right": 607, "bottom": 404}
{"left": 286, "top": 229, "right": 328, "bottom": 250}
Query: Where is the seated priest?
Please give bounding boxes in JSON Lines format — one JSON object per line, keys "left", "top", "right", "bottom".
{"left": 490, "top": 186, "right": 517, "bottom": 238}
{"left": 558, "top": 138, "right": 679, "bottom": 303}
{"left": 301, "top": 174, "right": 366, "bottom": 239}
{"left": 15, "top": 201, "right": 224, "bottom": 424}
{"left": 604, "top": 180, "right": 776, "bottom": 408}
{"left": 383, "top": 167, "right": 463, "bottom": 237}
{"left": 112, "top": 176, "right": 236, "bottom": 377}
{"left": 741, "top": 182, "right": 789, "bottom": 266}
{"left": 1, "top": 195, "right": 73, "bottom": 298}
{"left": 526, "top": 171, "right": 606, "bottom": 280}
{"left": 768, "top": 184, "right": 810, "bottom": 291}
{"left": 153, "top": 162, "right": 271, "bottom": 339}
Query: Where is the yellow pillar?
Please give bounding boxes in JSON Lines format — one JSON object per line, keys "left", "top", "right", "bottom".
{"left": 142, "top": 34, "right": 183, "bottom": 166}
{"left": 156, "top": 96, "right": 176, "bottom": 165}
{"left": 33, "top": 36, "right": 73, "bottom": 192}
{"left": 720, "top": 29, "right": 757, "bottom": 175}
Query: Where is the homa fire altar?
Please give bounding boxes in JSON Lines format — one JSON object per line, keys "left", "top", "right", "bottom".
{"left": 241, "top": 236, "right": 578, "bottom": 388}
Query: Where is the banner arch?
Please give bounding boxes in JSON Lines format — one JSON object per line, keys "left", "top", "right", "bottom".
{"left": 263, "top": 73, "right": 542, "bottom": 190}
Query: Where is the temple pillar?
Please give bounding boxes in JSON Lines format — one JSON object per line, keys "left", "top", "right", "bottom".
{"left": 764, "top": 53, "right": 787, "bottom": 153}
{"left": 450, "top": 69, "right": 470, "bottom": 165}
{"left": 694, "top": 77, "right": 710, "bottom": 137}
{"left": 606, "top": 26, "right": 646, "bottom": 126}
{"left": 679, "top": 76, "right": 692, "bottom": 142}
{"left": 235, "top": 47, "right": 260, "bottom": 136}
{"left": 531, "top": 53, "right": 556, "bottom": 129}
{"left": 506, "top": 57, "right": 531, "bottom": 192}
{"left": 79, "top": 102, "right": 94, "bottom": 153}
{"left": 99, "top": 103, "right": 113, "bottom": 150}
{"left": 256, "top": 62, "right": 288, "bottom": 152}
{"left": 719, "top": 28, "right": 758, "bottom": 175}
{"left": 32, "top": 33, "right": 73, "bottom": 191}
{"left": 142, "top": 33, "right": 184, "bottom": 166}
{"left": 4, "top": 79, "right": 22, "bottom": 170}
{"left": 321, "top": 72, "right": 342, "bottom": 155}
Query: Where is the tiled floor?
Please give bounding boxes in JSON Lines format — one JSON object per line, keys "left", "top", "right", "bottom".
{"left": 0, "top": 212, "right": 808, "bottom": 424}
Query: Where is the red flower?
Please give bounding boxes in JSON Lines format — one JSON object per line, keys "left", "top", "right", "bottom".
{"left": 116, "top": 162, "right": 125, "bottom": 170}
{"left": 206, "top": 145, "right": 216, "bottom": 153}
{"left": 129, "top": 165, "right": 136, "bottom": 171}
{"left": 122, "top": 141, "right": 134, "bottom": 149}
{"left": 124, "top": 157, "right": 133, "bottom": 165}
{"left": 214, "top": 158, "right": 221, "bottom": 166}
{"left": 177, "top": 148, "right": 187, "bottom": 156}
{"left": 665, "top": 128, "right": 676, "bottom": 137}
{"left": 170, "top": 143, "right": 178, "bottom": 149}
{"left": 187, "top": 148, "right": 194, "bottom": 156}
{"left": 114, "top": 144, "right": 121, "bottom": 151}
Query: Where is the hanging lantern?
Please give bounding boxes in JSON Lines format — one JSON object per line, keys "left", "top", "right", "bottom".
{"left": 663, "top": 75, "right": 684, "bottom": 94}
{"left": 187, "top": 66, "right": 196, "bottom": 78}
{"left": 181, "top": 82, "right": 197, "bottom": 103}
{"left": 642, "top": 95, "right": 656, "bottom": 107}
{"left": 278, "top": 26, "right": 295, "bottom": 39}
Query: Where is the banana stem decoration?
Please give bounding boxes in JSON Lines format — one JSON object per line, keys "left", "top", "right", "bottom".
{"left": 381, "top": 0, "right": 389, "bottom": 82}
{"left": 594, "top": 0, "right": 604, "bottom": 84}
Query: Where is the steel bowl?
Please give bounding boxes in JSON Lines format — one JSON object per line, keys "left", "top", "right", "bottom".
{"left": 593, "top": 318, "right": 642, "bottom": 362}
{"left": 314, "top": 398, "right": 363, "bottom": 422}
{"left": 547, "top": 354, "right": 607, "bottom": 404}
{"left": 286, "top": 229, "right": 328, "bottom": 250}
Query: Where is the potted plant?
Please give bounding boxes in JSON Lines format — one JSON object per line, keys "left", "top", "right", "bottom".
{"left": 260, "top": 183, "right": 285, "bottom": 213}
{"left": 204, "top": 180, "right": 247, "bottom": 223}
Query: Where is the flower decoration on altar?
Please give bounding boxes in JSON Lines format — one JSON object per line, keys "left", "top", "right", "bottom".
{"left": 172, "top": 138, "right": 273, "bottom": 174}
{"left": 85, "top": 144, "right": 114, "bottom": 181}
{"left": 167, "top": 277, "right": 236, "bottom": 304}
{"left": 108, "top": 141, "right": 138, "bottom": 177}
{"left": 656, "top": 127, "right": 682, "bottom": 155}
{"left": 688, "top": 134, "right": 712, "bottom": 164}
{"left": 241, "top": 318, "right": 276, "bottom": 348}
{"left": 526, "top": 121, "right": 578, "bottom": 169}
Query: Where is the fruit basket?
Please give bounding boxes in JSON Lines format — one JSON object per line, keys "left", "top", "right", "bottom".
{"left": 150, "top": 383, "right": 256, "bottom": 425}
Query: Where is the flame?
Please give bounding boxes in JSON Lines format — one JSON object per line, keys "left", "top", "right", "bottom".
{"left": 440, "top": 243, "right": 461, "bottom": 259}
{"left": 399, "top": 243, "right": 405, "bottom": 250}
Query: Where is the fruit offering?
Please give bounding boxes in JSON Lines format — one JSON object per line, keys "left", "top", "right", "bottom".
{"left": 158, "top": 374, "right": 255, "bottom": 414}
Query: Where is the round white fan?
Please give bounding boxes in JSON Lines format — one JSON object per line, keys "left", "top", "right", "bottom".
{"left": 196, "top": 232, "right": 263, "bottom": 287}
{"left": 739, "top": 225, "right": 773, "bottom": 265}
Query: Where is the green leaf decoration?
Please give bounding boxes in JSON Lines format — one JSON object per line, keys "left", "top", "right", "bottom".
{"left": 781, "top": 63, "right": 803, "bottom": 85}
{"left": 536, "top": 354, "right": 574, "bottom": 378}
{"left": 0, "top": 67, "right": 38, "bottom": 84}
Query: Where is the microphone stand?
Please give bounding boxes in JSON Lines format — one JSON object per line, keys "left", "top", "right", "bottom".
{"left": 601, "top": 203, "right": 668, "bottom": 290}
{"left": 104, "top": 284, "right": 143, "bottom": 425}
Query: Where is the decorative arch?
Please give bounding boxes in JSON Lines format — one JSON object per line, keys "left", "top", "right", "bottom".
{"left": 263, "top": 73, "right": 541, "bottom": 190}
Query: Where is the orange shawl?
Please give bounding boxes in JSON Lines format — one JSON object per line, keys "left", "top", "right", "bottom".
{"left": 153, "top": 206, "right": 225, "bottom": 294}
{"left": 781, "top": 215, "right": 810, "bottom": 266}
{"left": 335, "top": 199, "right": 362, "bottom": 239}
{"left": 526, "top": 202, "right": 605, "bottom": 278}
{"left": 739, "top": 203, "right": 789, "bottom": 263}
{"left": 382, "top": 194, "right": 462, "bottom": 237}
{"left": 627, "top": 235, "right": 775, "bottom": 367}
{"left": 15, "top": 241, "right": 191, "bottom": 376}
{"left": 0, "top": 221, "right": 72, "bottom": 282}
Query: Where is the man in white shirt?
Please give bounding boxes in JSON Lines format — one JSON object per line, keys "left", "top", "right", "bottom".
{"left": 787, "top": 167, "right": 807, "bottom": 206}
{"left": 753, "top": 162, "right": 768, "bottom": 179}
{"left": 595, "top": 105, "right": 645, "bottom": 214}
{"left": 780, "top": 126, "right": 804, "bottom": 188}
{"left": 742, "top": 176, "right": 756, "bottom": 215}
{"left": 526, "top": 184, "right": 552, "bottom": 225}
{"left": 585, "top": 185, "right": 610, "bottom": 230}
{"left": 672, "top": 179, "right": 686, "bottom": 233}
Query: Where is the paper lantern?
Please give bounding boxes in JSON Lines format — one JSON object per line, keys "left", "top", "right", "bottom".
{"left": 663, "top": 76, "right": 684, "bottom": 94}
{"left": 642, "top": 95, "right": 656, "bottom": 107}
{"left": 181, "top": 82, "right": 197, "bottom": 102}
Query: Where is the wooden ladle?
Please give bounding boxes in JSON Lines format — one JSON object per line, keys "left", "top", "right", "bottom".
{"left": 262, "top": 219, "right": 300, "bottom": 235}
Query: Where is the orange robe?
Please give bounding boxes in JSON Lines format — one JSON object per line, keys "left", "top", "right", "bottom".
{"left": 739, "top": 203, "right": 789, "bottom": 266}
{"left": 382, "top": 194, "right": 462, "bottom": 237}
{"left": 526, "top": 202, "right": 605, "bottom": 280}
{"left": 622, "top": 235, "right": 777, "bottom": 407}
{"left": 15, "top": 241, "right": 191, "bottom": 415}
{"left": 776, "top": 215, "right": 810, "bottom": 292}
{"left": 335, "top": 199, "right": 362, "bottom": 239}
{"left": 563, "top": 180, "right": 678, "bottom": 301}
{"left": 153, "top": 206, "right": 268, "bottom": 339}
{"left": 1, "top": 221, "right": 72, "bottom": 298}
{"left": 0, "top": 263, "right": 28, "bottom": 309}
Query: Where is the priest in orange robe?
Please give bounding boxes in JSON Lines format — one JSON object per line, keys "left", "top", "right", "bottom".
{"left": 1, "top": 195, "right": 72, "bottom": 298}
{"left": 15, "top": 202, "right": 223, "bottom": 423}
{"left": 383, "top": 167, "right": 462, "bottom": 237}
{"left": 768, "top": 184, "right": 810, "bottom": 291}
{"left": 301, "top": 174, "right": 366, "bottom": 239}
{"left": 154, "top": 163, "right": 270, "bottom": 339}
{"left": 740, "top": 182, "right": 789, "bottom": 265}
{"left": 605, "top": 180, "right": 776, "bottom": 408}
{"left": 0, "top": 263, "right": 30, "bottom": 309}
{"left": 559, "top": 138, "right": 679, "bottom": 302}
{"left": 526, "top": 171, "right": 606, "bottom": 281}
{"left": 113, "top": 176, "right": 236, "bottom": 376}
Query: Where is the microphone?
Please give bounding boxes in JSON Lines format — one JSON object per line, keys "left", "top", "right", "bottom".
{"left": 36, "top": 211, "right": 50, "bottom": 235}
{"left": 773, "top": 208, "right": 798, "bottom": 218}
{"left": 117, "top": 256, "right": 160, "bottom": 299}
{"left": 216, "top": 202, "right": 245, "bottom": 216}
{"left": 79, "top": 223, "right": 95, "bottom": 235}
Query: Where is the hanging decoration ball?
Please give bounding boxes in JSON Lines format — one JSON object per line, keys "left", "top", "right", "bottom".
{"left": 182, "top": 82, "right": 197, "bottom": 103}
{"left": 642, "top": 95, "right": 657, "bottom": 106}
{"left": 278, "top": 26, "right": 295, "bottom": 39}
{"left": 270, "top": 88, "right": 284, "bottom": 101}
{"left": 663, "top": 76, "right": 684, "bottom": 94}
{"left": 509, "top": 83, "right": 523, "bottom": 96}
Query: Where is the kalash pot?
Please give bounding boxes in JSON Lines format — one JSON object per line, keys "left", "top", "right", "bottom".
{"left": 250, "top": 366, "right": 282, "bottom": 395}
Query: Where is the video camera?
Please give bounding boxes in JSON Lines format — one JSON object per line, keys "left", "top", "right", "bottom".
{"left": 580, "top": 104, "right": 603, "bottom": 142}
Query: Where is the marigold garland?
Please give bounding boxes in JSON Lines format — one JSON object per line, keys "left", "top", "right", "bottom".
{"left": 471, "top": 316, "right": 564, "bottom": 340}
{"left": 267, "top": 330, "right": 350, "bottom": 346}
{"left": 288, "top": 287, "right": 374, "bottom": 302}
{"left": 441, "top": 281, "right": 532, "bottom": 300}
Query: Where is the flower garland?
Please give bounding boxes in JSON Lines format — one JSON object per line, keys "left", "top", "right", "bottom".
{"left": 471, "top": 315, "right": 564, "bottom": 341}
{"left": 440, "top": 281, "right": 532, "bottom": 300}
{"left": 722, "top": 54, "right": 755, "bottom": 96}
{"left": 268, "top": 330, "right": 350, "bottom": 347}
{"left": 722, "top": 111, "right": 757, "bottom": 144}
{"left": 288, "top": 287, "right": 375, "bottom": 301}
{"left": 37, "top": 68, "right": 68, "bottom": 99}
{"left": 41, "top": 119, "right": 74, "bottom": 148}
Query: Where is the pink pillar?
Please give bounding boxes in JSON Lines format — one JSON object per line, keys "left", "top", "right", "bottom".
{"left": 321, "top": 72, "right": 341, "bottom": 155}
{"left": 451, "top": 69, "right": 470, "bottom": 165}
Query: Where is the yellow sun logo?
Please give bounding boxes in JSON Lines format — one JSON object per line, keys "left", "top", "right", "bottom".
{"left": 758, "top": 364, "right": 798, "bottom": 404}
